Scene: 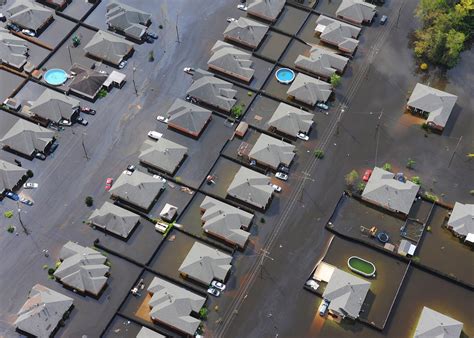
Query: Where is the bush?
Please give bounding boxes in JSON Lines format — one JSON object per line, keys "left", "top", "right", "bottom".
{"left": 420, "top": 63, "right": 428, "bottom": 70}
{"left": 410, "top": 176, "right": 421, "bottom": 185}
{"left": 199, "top": 307, "right": 208, "bottom": 320}
{"left": 47, "top": 268, "right": 56, "bottom": 275}
{"left": 314, "top": 150, "right": 324, "bottom": 159}
{"left": 230, "top": 104, "right": 245, "bottom": 119}
{"left": 42, "top": 264, "right": 49, "bottom": 270}
{"left": 406, "top": 158, "right": 416, "bottom": 169}
{"left": 247, "top": 91, "right": 253, "bottom": 96}
{"left": 330, "top": 74, "right": 341, "bottom": 87}
{"left": 85, "top": 196, "right": 94, "bottom": 207}
{"left": 425, "top": 192, "right": 439, "bottom": 202}
{"left": 412, "top": 256, "right": 421, "bottom": 263}
{"left": 426, "top": 225, "right": 432, "bottom": 232}
{"left": 382, "top": 163, "right": 392, "bottom": 172}
{"left": 421, "top": 123, "right": 430, "bottom": 131}
{"left": 97, "top": 88, "right": 107, "bottom": 99}
{"left": 55, "top": 261, "right": 62, "bottom": 269}
{"left": 158, "top": 24, "right": 163, "bottom": 29}
{"left": 7, "top": 225, "right": 15, "bottom": 233}
{"left": 148, "top": 50, "right": 155, "bottom": 62}
{"left": 26, "top": 170, "right": 34, "bottom": 178}
{"left": 344, "top": 170, "right": 359, "bottom": 188}
{"left": 260, "top": 217, "right": 266, "bottom": 224}
{"left": 357, "top": 182, "right": 366, "bottom": 193}
{"left": 4, "top": 210, "right": 14, "bottom": 218}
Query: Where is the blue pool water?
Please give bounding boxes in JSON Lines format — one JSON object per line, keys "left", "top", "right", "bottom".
{"left": 44, "top": 69, "right": 68, "bottom": 86}
{"left": 275, "top": 68, "right": 295, "bottom": 84}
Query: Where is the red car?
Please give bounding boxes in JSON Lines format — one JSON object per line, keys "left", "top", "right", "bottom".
{"left": 362, "top": 169, "right": 373, "bottom": 182}
{"left": 105, "top": 178, "right": 113, "bottom": 191}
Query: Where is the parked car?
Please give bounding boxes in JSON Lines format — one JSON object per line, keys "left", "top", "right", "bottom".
{"left": 20, "top": 197, "right": 33, "bottom": 206}
{"left": 297, "top": 132, "right": 309, "bottom": 141}
{"left": 156, "top": 115, "right": 169, "bottom": 123}
{"left": 155, "top": 221, "right": 169, "bottom": 233}
{"left": 249, "top": 159, "right": 257, "bottom": 166}
{"left": 305, "top": 279, "right": 319, "bottom": 291}
{"left": 319, "top": 299, "right": 329, "bottom": 316}
{"left": 277, "top": 164, "right": 290, "bottom": 174}
{"left": 5, "top": 191, "right": 19, "bottom": 201}
{"left": 152, "top": 174, "right": 167, "bottom": 184}
{"left": 380, "top": 15, "right": 388, "bottom": 25}
{"left": 127, "top": 164, "right": 136, "bottom": 172}
{"left": 0, "top": 13, "right": 6, "bottom": 22}
{"left": 270, "top": 183, "right": 282, "bottom": 193}
{"left": 226, "top": 17, "right": 236, "bottom": 23}
{"left": 7, "top": 22, "right": 20, "bottom": 32}
{"left": 147, "top": 131, "right": 163, "bottom": 140}
{"left": 362, "top": 169, "right": 373, "bottom": 182}
{"left": 49, "top": 142, "right": 59, "bottom": 154}
{"left": 35, "top": 152, "right": 46, "bottom": 160}
{"left": 59, "top": 119, "right": 72, "bottom": 126}
{"left": 80, "top": 107, "right": 96, "bottom": 115}
{"left": 275, "top": 172, "right": 288, "bottom": 181}
{"left": 21, "top": 29, "right": 35, "bottom": 37}
{"left": 78, "top": 118, "right": 88, "bottom": 126}
{"left": 183, "top": 67, "right": 195, "bottom": 75}
{"left": 23, "top": 182, "right": 38, "bottom": 189}
{"left": 118, "top": 60, "right": 127, "bottom": 69}
{"left": 237, "top": 4, "right": 248, "bottom": 11}
{"left": 211, "top": 281, "right": 226, "bottom": 291}
{"left": 147, "top": 31, "right": 158, "bottom": 39}
{"left": 105, "top": 178, "right": 113, "bottom": 191}
{"left": 316, "top": 102, "right": 329, "bottom": 110}
{"left": 207, "top": 287, "right": 221, "bottom": 297}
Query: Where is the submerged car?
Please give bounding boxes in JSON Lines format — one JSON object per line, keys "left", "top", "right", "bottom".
{"left": 380, "top": 15, "right": 388, "bottom": 25}
{"left": 237, "top": 4, "right": 248, "bottom": 11}
{"left": 319, "top": 299, "right": 329, "bottom": 316}
{"left": 147, "top": 131, "right": 163, "bottom": 140}
{"left": 211, "top": 281, "right": 226, "bottom": 291}
{"left": 23, "top": 183, "right": 38, "bottom": 189}
{"left": 156, "top": 115, "right": 169, "bottom": 123}
{"left": 275, "top": 172, "right": 288, "bottom": 181}
{"left": 80, "top": 107, "right": 96, "bottom": 115}
{"left": 21, "top": 29, "right": 35, "bottom": 37}
{"left": 362, "top": 169, "right": 373, "bottom": 182}
{"left": 118, "top": 60, "right": 127, "bottom": 69}
{"left": 152, "top": 174, "right": 167, "bottom": 184}
{"left": 297, "top": 132, "right": 309, "bottom": 141}
{"left": 316, "top": 102, "right": 329, "bottom": 110}
{"left": 5, "top": 191, "right": 19, "bottom": 201}
{"left": 207, "top": 287, "right": 221, "bottom": 297}
{"left": 270, "top": 184, "right": 282, "bottom": 193}
{"left": 105, "top": 178, "right": 113, "bottom": 191}
{"left": 35, "top": 152, "right": 46, "bottom": 160}
{"left": 59, "top": 119, "right": 72, "bottom": 126}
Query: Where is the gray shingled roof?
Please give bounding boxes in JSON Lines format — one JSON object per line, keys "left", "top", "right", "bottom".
{"left": 249, "top": 133, "right": 295, "bottom": 169}
{"left": 29, "top": 89, "right": 80, "bottom": 123}
{"left": 362, "top": 167, "right": 420, "bottom": 215}
{"left": 139, "top": 138, "right": 188, "bottom": 175}
{"left": 14, "top": 284, "right": 73, "bottom": 338}
{"left": 6, "top": 0, "right": 52, "bottom": 32}
{"left": 287, "top": 73, "right": 332, "bottom": 105}
{"left": 54, "top": 241, "right": 109, "bottom": 296}
{"left": 448, "top": 202, "right": 474, "bottom": 237}
{"left": 316, "top": 16, "right": 360, "bottom": 53}
{"left": 89, "top": 201, "right": 140, "bottom": 238}
{"left": 223, "top": 17, "right": 269, "bottom": 48}
{"left": 166, "top": 98, "right": 212, "bottom": 137}
{"left": 248, "top": 0, "right": 285, "bottom": 22}
{"left": 0, "top": 28, "right": 28, "bottom": 69}
{"left": 0, "top": 119, "right": 54, "bottom": 156}
{"left": 0, "top": 159, "right": 26, "bottom": 193}
{"left": 69, "top": 64, "right": 108, "bottom": 100}
{"left": 336, "top": 0, "right": 376, "bottom": 24}
{"left": 208, "top": 40, "right": 255, "bottom": 82}
{"left": 227, "top": 166, "right": 273, "bottom": 209}
{"left": 186, "top": 70, "right": 237, "bottom": 112}
{"left": 179, "top": 242, "right": 232, "bottom": 285}
{"left": 295, "top": 46, "right": 349, "bottom": 78}
{"left": 136, "top": 326, "right": 165, "bottom": 338}
{"left": 84, "top": 30, "right": 134, "bottom": 65}
{"left": 106, "top": 1, "right": 151, "bottom": 40}
{"left": 109, "top": 169, "right": 165, "bottom": 210}
{"left": 323, "top": 268, "right": 371, "bottom": 320}
{"left": 407, "top": 83, "right": 458, "bottom": 129}
{"left": 414, "top": 307, "right": 463, "bottom": 338}
{"left": 267, "top": 102, "right": 313, "bottom": 136}
{"left": 147, "top": 277, "right": 205, "bottom": 336}
{"left": 200, "top": 196, "right": 253, "bottom": 248}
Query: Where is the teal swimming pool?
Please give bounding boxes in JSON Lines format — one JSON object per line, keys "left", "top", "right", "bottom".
{"left": 44, "top": 69, "right": 68, "bottom": 86}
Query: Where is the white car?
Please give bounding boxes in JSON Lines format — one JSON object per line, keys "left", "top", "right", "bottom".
{"left": 147, "top": 131, "right": 163, "bottom": 140}
{"left": 155, "top": 221, "right": 169, "bottom": 233}
{"left": 237, "top": 4, "right": 248, "bottom": 11}
{"left": 21, "top": 29, "right": 35, "bottom": 37}
{"left": 156, "top": 115, "right": 169, "bottom": 123}
{"left": 211, "top": 281, "right": 226, "bottom": 291}
{"left": 226, "top": 17, "right": 236, "bottom": 23}
{"left": 118, "top": 60, "right": 127, "bottom": 69}
{"left": 207, "top": 287, "right": 221, "bottom": 297}
{"left": 270, "top": 184, "right": 282, "bottom": 192}
{"left": 23, "top": 182, "right": 38, "bottom": 189}
{"left": 275, "top": 172, "right": 288, "bottom": 181}
{"left": 59, "top": 119, "right": 72, "bottom": 126}
{"left": 297, "top": 132, "right": 309, "bottom": 141}
{"left": 316, "top": 102, "right": 329, "bottom": 110}
{"left": 319, "top": 299, "right": 329, "bottom": 316}
{"left": 183, "top": 67, "right": 194, "bottom": 74}
{"left": 152, "top": 174, "right": 167, "bottom": 183}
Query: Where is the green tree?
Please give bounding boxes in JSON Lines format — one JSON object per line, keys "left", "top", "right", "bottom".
{"left": 382, "top": 163, "right": 392, "bottom": 172}
{"left": 345, "top": 170, "right": 359, "bottom": 189}
{"left": 330, "top": 74, "right": 341, "bottom": 87}
{"left": 85, "top": 196, "right": 94, "bottom": 207}
{"left": 406, "top": 158, "right": 416, "bottom": 169}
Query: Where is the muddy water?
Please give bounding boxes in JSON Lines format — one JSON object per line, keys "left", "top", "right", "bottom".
{"left": 274, "top": 6, "right": 310, "bottom": 35}
{"left": 257, "top": 31, "right": 292, "bottom": 61}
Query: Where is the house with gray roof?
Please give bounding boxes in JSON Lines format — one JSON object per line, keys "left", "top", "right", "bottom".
{"left": 0, "top": 28, "right": 29, "bottom": 70}
{"left": 223, "top": 17, "right": 269, "bottom": 49}
{"left": 84, "top": 30, "right": 134, "bottom": 66}
{"left": 68, "top": 64, "right": 108, "bottom": 100}
{"left": 139, "top": 138, "right": 188, "bottom": 175}
{"left": 362, "top": 167, "right": 420, "bottom": 215}
{"left": 89, "top": 201, "right": 140, "bottom": 239}
{"left": 54, "top": 241, "right": 109, "bottom": 297}
{"left": 315, "top": 16, "right": 361, "bottom": 54}
{"left": 0, "top": 119, "right": 54, "bottom": 158}
{"left": 187, "top": 69, "right": 237, "bottom": 112}
{"left": 287, "top": 73, "right": 332, "bottom": 106}
{"left": 447, "top": 202, "right": 474, "bottom": 240}
{"left": 106, "top": 1, "right": 151, "bottom": 40}
{"left": 227, "top": 166, "right": 273, "bottom": 210}
{"left": 208, "top": 40, "right": 255, "bottom": 82}
{"left": 407, "top": 83, "right": 458, "bottom": 131}
{"left": 166, "top": 98, "right": 212, "bottom": 138}
{"left": 0, "top": 159, "right": 27, "bottom": 194}
{"left": 136, "top": 326, "right": 165, "bottom": 338}
{"left": 249, "top": 133, "right": 296, "bottom": 170}
{"left": 295, "top": 46, "right": 349, "bottom": 78}
{"left": 267, "top": 102, "right": 314, "bottom": 137}
{"left": 248, "top": 0, "right": 285, "bottom": 22}
{"left": 179, "top": 242, "right": 233, "bottom": 285}
{"left": 29, "top": 89, "right": 80, "bottom": 124}
{"left": 14, "top": 284, "right": 73, "bottom": 338}
{"left": 147, "top": 277, "right": 205, "bottom": 336}
{"left": 200, "top": 196, "right": 253, "bottom": 248}
{"left": 336, "top": 0, "right": 376, "bottom": 25}
{"left": 110, "top": 169, "right": 165, "bottom": 211}
{"left": 414, "top": 307, "right": 463, "bottom": 338}
{"left": 6, "top": 0, "right": 53, "bottom": 34}
{"left": 323, "top": 268, "right": 371, "bottom": 320}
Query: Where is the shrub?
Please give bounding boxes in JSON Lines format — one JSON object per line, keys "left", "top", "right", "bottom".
{"left": 199, "top": 307, "right": 208, "bottom": 320}
{"left": 412, "top": 256, "right": 420, "bottom": 263}
{"left": 85, "top": 196, "right": 93, "bottom": 207}
{"left": 406, "top": 158, "right": 416, "bottom": 169}
{"left": 357, "top": 182, "right": 366, "bottom": 193}
{"left": 314, "top": 150, "right": 324, "bottom": 159}
{"left": 421, "top": 123, "right": 429, "bottom": 131}
{"left": 26, "top": 170, "right": 34, "bottom": 178}
{"left": 148, "top": 50, "right": 155, "bottom": 62}
{"left": 260, "top": 217, "right": 266, "bottom": 224}
{"left": 425, "top": 192, "right": 439, "bottom": 202}
{"left": 158, "top": 24, "right": 163, "bottom": 29}
{"left": 42, "top": 264, "right": 49, "bottom": 270}
{"left": 4, "top": 210, "right": 14, "bottom": 218}
{"left": 344, "top": 170, "right": 359, "bottom": 188}
{"left": 410, "top": 176, "right": 421, "bottom": 185}
{"left": 97, "top": 88, "right": 107, "bottom": 99}
{"left": 47, "top": 268, "right": 56, "bottom": 275}
{"left": 163, "top": 222, "right": 174, "bottom": 237}
{"left": 105, "top": 260, "right": 111, "bottom": 267}
{"left": 247, "top": 91, "right": 253, "bottom": 96}
{"left": 55, "top": 261, "right": 62, "bottom": 269}
{"left": 420, "top": 63, "right": 428, "bottom": 71}
{"left": 231, "top": 104, "right": 245, "bottom": 119}
{"left": 7, "top": 225, "right": 15, "bottom": 233}
{"left": 330, "top": 74, "right": 341, "bottom": 87}
{"left": 382, "top": 163, "right": 392, "bottom": 172}
{"left": 426, "top": 226, "right": 432, "bottom": 232}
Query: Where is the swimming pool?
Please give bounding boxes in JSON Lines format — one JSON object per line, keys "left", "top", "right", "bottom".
{"left": 44, "top": 69, "right": 68, "bottom": 86}
{"left": 347, "top": 256, "right": 376, "bottom": 277}
{"left": 275, "top": 68, "right": 295, "bottom": 84}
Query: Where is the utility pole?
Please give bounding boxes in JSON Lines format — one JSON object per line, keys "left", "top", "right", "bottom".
{"left": 132, "top": 64, "right": 138, "bottom": 96}
{"left": 336, "top": 107, "right": 345, "bottom": 135}
{"left": 67, "top": 45, "right": 73, "bottom": 66}
{"left": 81, "top": 132, "right": 89, "bottom": 160}
{"left": 448, "top": 136, "right": 462, "bottom": 168}
{"left": 259, "top": 249, "right": 274, "bottom": 279}
{"left": 175, "top": 13, "right": 180, "bottom": 43}
{"left": 17, "top": 203, "right": 29, "bottom": 235}
{"left": 374, "top": 109, "right": 383, "bottom": 167}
